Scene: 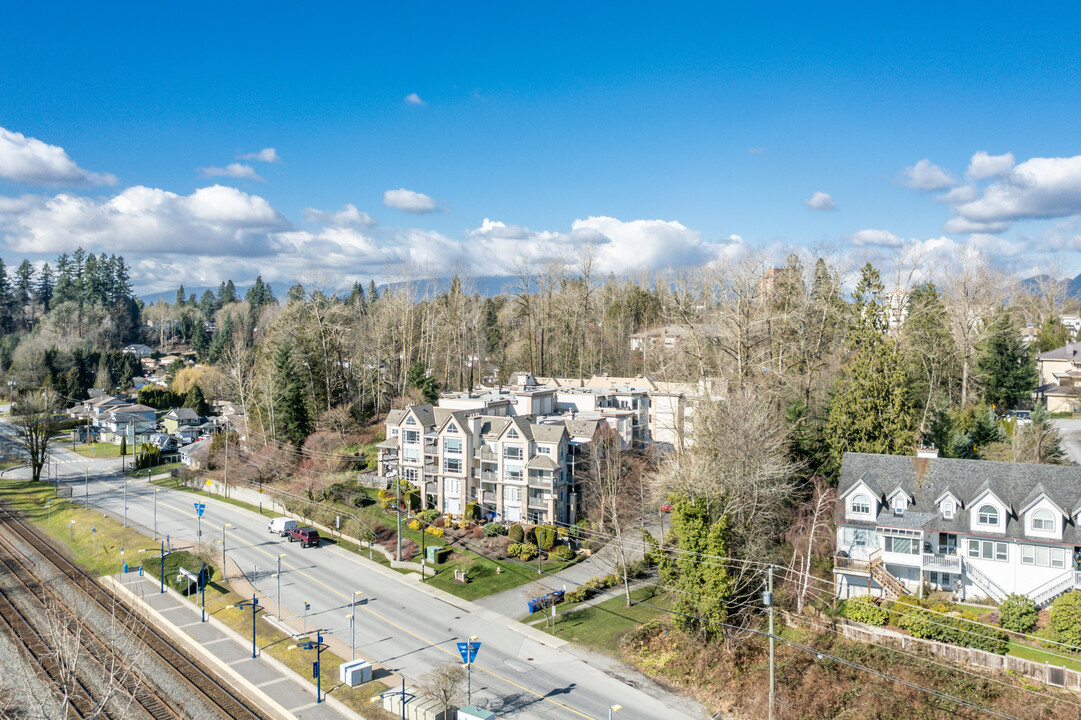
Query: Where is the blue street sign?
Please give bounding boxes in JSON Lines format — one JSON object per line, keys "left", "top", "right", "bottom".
{"left": 194, "top": 503, "right": 206, "bottom": 517}
{"left": 312, "top": 661, "right": 320, "bottom": 678}
{"left": 457, "top": 641, "right": 481, "bottom": 663}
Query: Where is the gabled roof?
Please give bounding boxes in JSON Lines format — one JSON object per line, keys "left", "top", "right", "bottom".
{"left": 1038, "top": 343, "right": 1081, "bottom": 361}
{"left": 1019, "top": 483, "right": 1067, "bottom": 517}
{"left": 406, "top": 404, "right": 436, "bottom": 428}
{"left": 531, "top": 424, "right": 566, "bottom": 443}
{"left": 386, "top": 409, "right": 406, "bottom": 426}
{"left": 838, "top": 452, "right": 1081, "bottom": 542}
{"left": 527, "top": 455, "right": 560, "bottom": 471}
{"left": 164, "top": 407, "right": 200, "bottom": 421}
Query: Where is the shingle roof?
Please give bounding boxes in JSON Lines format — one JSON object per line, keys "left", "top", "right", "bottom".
{"left": 1038, "top": 343, "right": 1081, "bottom": 361}
{"left": 527, "top": 455, "right": 560, "bottom": 471}
{"left": 165, "top": 407, "right": 200, "bottom": 421}
{"left": 531, "top": 424, "right": 566, "bottom": 443}
{"left": 838, "top": 452, "right": 1081, "bottom": 542}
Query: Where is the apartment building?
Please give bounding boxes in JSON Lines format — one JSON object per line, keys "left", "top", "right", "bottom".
{"left": 377, "top": 404, "right": 574, "bottom": 525}
{"left": 834, "top": 451, "right": 1081, "bottom": 607}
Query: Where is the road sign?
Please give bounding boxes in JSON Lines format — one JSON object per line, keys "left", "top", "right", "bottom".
{"left": 312, "top": 661, "right": 320, "bottom": 678}
{"left": 194, "top": 503, "right": 206, "bottom": 517}
{"left": 457, "top": 641, "right": 481, "bottom": 664}
{"left": 205, "top": 479, "right": 212, "bottom": 487}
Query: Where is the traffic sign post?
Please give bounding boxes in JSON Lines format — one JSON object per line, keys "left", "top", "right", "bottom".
{"left": 458, "top": 638, "right": 481, "bottom": 705}
{"left": 194, "top": 502, "right": 205, "bottom": 539}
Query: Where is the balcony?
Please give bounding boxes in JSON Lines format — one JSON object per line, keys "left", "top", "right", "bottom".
{"left": 922, "top": 553, "right": 961, "bottom": 572}
{"left": 473, "top": 469, "right": 497, "bottom": 481}
{"left": 528, "top": 476, "right": 553, "bottom": 489}
{"left": 833, "top": 555, "right": 870, "bottom": 573}
{"left": 478, "top": 449, "right": 498, "bottom": 461}
{"left": 424, "top": 462, "right": 439, "bottom": 474}
{"left": 528, "top": 496, "right": 550, "bottom": 509}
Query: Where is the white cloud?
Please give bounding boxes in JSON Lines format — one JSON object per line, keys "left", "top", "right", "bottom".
{"left": 848, "top": 228, "right": 904, "bottom": 247}
{"left": 803, "top": 191, "right": 837, "bottom": 211}
{"left": 946, "top": 155, "right": 1081, "bottom": 230}
{"left": 302, "top": 203, "right": 376, "bottom": 229}
{"left": 0, "top": 184, "right": 288, "bottom": 256}
{"left": 965, "top": 151, "right": 1014, "bottom": 181}
{"left": 935, "top": 184, "right": 979, "bottom": 204}
{"left": 239, "top": 147, "right": 282, "bottom": 163}
{"left": 383, "top": 188, "right": 438, "bottom": 213}
{"left": 902, "top": 159, "right": 958, "bottom": 191}
{"left": 198, "top": 163, "right": 264, "bottom": 181}
{"left": 747, "top": 147, "right": 765, "bottom": 155}
{"left": 404, "top": 93, "right": 426, "bottom": 106}
{"left": 0, "top": 126, "right": 117, "bottom": 186}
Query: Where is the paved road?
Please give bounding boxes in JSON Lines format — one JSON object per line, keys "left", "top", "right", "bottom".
{"left": 15, "top": 439, "right": 704, "bottom": 720}
{"left": 1052, "top": 419, "right": 1081, "bottom": 465}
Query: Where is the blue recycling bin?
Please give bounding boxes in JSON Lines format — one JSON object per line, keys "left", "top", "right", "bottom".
{"left": 123, "top": 562, "right": 129, "bottom": 573}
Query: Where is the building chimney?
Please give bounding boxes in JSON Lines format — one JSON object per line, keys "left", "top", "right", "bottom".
{"left": 916, "top": 445, "right": 939, "bottom": 459}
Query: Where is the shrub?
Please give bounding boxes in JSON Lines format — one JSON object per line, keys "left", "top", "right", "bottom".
{"left": 425, "top": 526, "right": 445, "bottom": 538}
{"left": 417, "top": 509, "right": 440, "bottom": 523}
{"left": 482, "top": 522, "right": 506, "bottom": 537}
{"left": 535, "top": 525, "right": 556, "bottom": 551}
{"left": 565, "top": 586, "right": 593, "bottom": 603}
{"left": 408, "top": 519, "right": 421, "bottom": 531}
{"left": 841, "top": 595, "right": 889, "bottom": 626}
{"left": 1050, "top": 590, "right": 1081, "bottom": 646}
{"left": 432, "top": 516, "right": 446, "bottom": 528}
{"left": 507, "top": 542, "right": 523, "bottom": 556}
{"left": 508, "top": 524, "right": 524, "bottom": 543}
{"left": 999, "top": 594, "right": 1038, "bottom": 634}
{"left": 956, "top": 618, "right": 1009, "bottom": 654}
{"left": 550, "top": 544, "right": 575, "bottom": 562}
{"left": 516, "top": 543, "right": 538, "bottom": 561}
{"left": 523, "top": 527, "right": 537, "bottom": 546}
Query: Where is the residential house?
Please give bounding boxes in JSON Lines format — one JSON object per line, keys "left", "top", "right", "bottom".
{"left": 96, "top": 403, "right": 157, "bottom": 445}
{"left": 1062, "top": 316, "right": 1081, "bottom": 339}
{"left": 179, "top": 438, "right": 211, "bottom": 469}
{"left": 834, "top": 451, "right": 1081, "bottom": 608}
{"left": 123, "top": 344, "right": 154, "bottom": 358}
{"left": 1035, "top": 343, "right": 1081, "bottom": 413}
{"left": 162, "top": 407, "right": 201, "bottom": 434}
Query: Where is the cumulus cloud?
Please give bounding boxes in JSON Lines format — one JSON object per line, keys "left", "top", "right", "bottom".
{"left": 848, "top": 228, "right": 904, "bottom": 247}
{"left": 966, "top": 151, "right": 1014, "bottom": 181}
{"left": 239, "top": 147, "right": 282, "bottom": 163}
{"left": 902, "top": 159, "right": 958, "bottom": 192}
{"left": 945, "top": 155, "right": 1081, "bottom": 231}
{"left": 404, "top": 93, "right": 426, "bottom": 106}
{"left": 803, "top": 191, "right": 837, "bottom": 211}
{"left": 383, "top": 188, "right": 438, "bottom": 213}
{"left": 302, "top": 203, "right": 376, "bottom": 229}
{"left": 0, "top": 184, "right": 288, "bottom": 256}
{"left": 198, "top": 163, "right": 264, "bottom": 181}
{"left": 0, "top": 126, "right": 117, "bottom": 186}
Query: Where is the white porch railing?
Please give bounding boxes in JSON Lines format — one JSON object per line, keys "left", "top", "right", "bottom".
{"left": 922, "top": 553, "right": 961, "bottom": 572}
{"left": 1030, "top": 570, "right": 1081, "bottom": 608}
{"left": 965, "top": 560, "right": 1008, "bottom": 603}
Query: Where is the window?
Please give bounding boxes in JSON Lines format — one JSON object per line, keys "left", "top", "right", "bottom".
{"left": 977, "top": 504, "right": 998, "bottom": 526}
{"left": 942, "top": 500, "right": 954, "bottom": 519}
{"left": 443, "top": 458, "right": 461, "bottom": 474}
{"left": 892, "top": 497, "right": 906, "bottom": 516}
{"left": 405, "top": 416, "right": 416, "bottom": 426}
{"left": 503, "top": 486, "right": 522, "bottom": 504}
{"left": 444, "top": 478, "right": 461, "bottom": 496}
{"left": 447, "top": 423, "right": 458, "bottom": 433}
{"left": 507, "top": 428, "right": 519, "bottom": 439}
{"left": 851, "top": 494, "right": 871, "bottom": 515}
{"left": 390, "top": 427, "right": 399, "bottom": 437}
{"left": 402, "top": 447, "right": 419, "bottom": 461}
{"left": 884, "top": 536, "right": 919, "bottom": 555}
{"left": 505, "top": 465, "right": 523, "bottom": 482}
{"left": 504, "top": 445, "right": 523, "bottom": 461}
{"left": 1032, "top": 509, "right": 1055, "bottom": 532}
{"left": 404, "top": 430, "right": 420, "bottom": 444}
{"left": 538, "top": 445, "right": 551, "bottom": 455}
{"left": 402, "top": 467, "right": 418, "bottom": 483}
{"left": 443, "top": 438, "right": 462, "bottom": 454}
{"left": 969, "top": 539, "right": 1008, "bottom": 561}
{"left": 1021, "top": 544, "right": 1066, "bottom": 568}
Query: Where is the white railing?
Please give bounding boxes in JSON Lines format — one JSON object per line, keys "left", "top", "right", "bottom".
{"left": 922, "top": 553, "right": 962, "bottom": 572}
{"left": 1030, "top": 570, "right": 1081, "bottom": 608}
{"left": 964, "top": 560, "right": 1007, "bottom": 602}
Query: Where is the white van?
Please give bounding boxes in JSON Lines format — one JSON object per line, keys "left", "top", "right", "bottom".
{"left": 268, "top": 517, "right": 298, "bottom": 536}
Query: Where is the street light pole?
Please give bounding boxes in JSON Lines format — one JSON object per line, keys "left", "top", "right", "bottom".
{"left": 609, "top": 705, "right": 622, "bottom": 720}
{"left": 200, "top": 561, "right": 207, "bottom": 622}
{"left": 84, "top": 468, "right": 90, "bottom": 509}
{"left": 351, "top": 591, "right": 363, "bottom": 660}
{"left": 154, "top": 489, "right": 160, "bottom": 538}
{"left": 221, "top": 523, "right": 232, "bottom": 575}
{"left": 276, "top": 554, "right": 287, "bottom": 620}
{"left": 123, "top": 479, "right": 128, "bottom": 528}
{"left": 466, "top": 634, "right": 478, "bottom": 705}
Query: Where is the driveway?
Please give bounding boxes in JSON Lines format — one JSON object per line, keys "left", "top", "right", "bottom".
{"left": 1051, "top": 419, "right": 1081, "bottom": 465}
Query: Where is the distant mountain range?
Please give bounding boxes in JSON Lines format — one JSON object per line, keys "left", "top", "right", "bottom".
{"left": 1020, "top": 273, "right": 1081, "bottom": 298}
{"left": 138, "top": 275, "right": 523, "bottom": 305}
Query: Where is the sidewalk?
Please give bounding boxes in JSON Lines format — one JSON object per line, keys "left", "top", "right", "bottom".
{"left": 109, "top": 572, "right": 365, "bottom": 720}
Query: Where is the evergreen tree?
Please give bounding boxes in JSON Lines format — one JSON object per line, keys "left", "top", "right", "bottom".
{"left": 658, "top": 499, "right": 733, "bottom": 640}
{"left": 273, "top": 342, "right": 312, "bottom": 446}
{"left": 217, "top": 280, "right": 237, "bottom": 305}
{"left": 14, "top": 260, "right": 34, "bottom": 308}
{"left": 94, "top": 355, "right": 113, "bottom": 392}
{"left": 348, "top": 281, "right": 366, "bottom": 308}
{"left": 286, "top": 283, "right": 305, "bottom": 304}
{"left": 1015, "top": 404, "right": 1066, "bottom": 464}
{"left": 482, "top": 298, "right": 502, "bottom": 357}
{"left": 0, "top": 259, "right": 10, "bottom": 331}
{"left": 368, "top": 279, "right": 379, "bottom": 303}
{"left": 977, "top": 311, "right": 1038, "bottom": 412}
{"left": 54, "top": 253, "right": 74, "bottom": 304}
{"left": 406, "top": 361, "right": 441, "bottom": 403}
{"left": 199, "top": 289, "right": 219, "bottom": 318}
{"left": 35, "top": 262, "right": 54, "bottom": 312}
{"left": 191, "top": 321, "right": 210, "bottom": 359}
{"left": 176, "top": 285, "right": 186, "bottom": 306}
{"left": 182, "top": 385, "right": 209, "bottom": 416}
{"left": 901, "top": 283, "right": 961, "bottom": 430}
{"left": 246, "top": 275, "right": 276, "bottom": 310}
{"left": 1035, "top": 317, "right": 1071, "bottom": 353}
{"left": 112, "top": 255, "right": 133, "bottom": 302}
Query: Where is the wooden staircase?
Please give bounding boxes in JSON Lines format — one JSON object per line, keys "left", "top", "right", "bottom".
{"left": 869, "top": 549, "right": 905, "bottom": 598}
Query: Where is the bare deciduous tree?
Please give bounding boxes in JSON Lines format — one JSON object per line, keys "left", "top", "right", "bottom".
{"left": 417, "top": 661, "right": 466, "bottom": 719}
{"left": 9, "top": 389, "right": 63, "bottom": 482}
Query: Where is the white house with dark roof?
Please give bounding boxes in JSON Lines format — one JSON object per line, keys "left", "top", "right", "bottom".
{"left": 835, "top": 452, "right": 1081, "bottom": 607}
{"left": 1036, "top": 342, "right": 1081, "bottom": 413}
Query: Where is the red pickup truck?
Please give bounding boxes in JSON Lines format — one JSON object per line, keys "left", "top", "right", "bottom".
{"left": 288, "top": 526, "right": 320, "bottom": 548}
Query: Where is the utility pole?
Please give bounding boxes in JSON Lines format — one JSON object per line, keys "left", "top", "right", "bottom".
{"left": 768, "top": 565, "right": 775, "bottom": 720}
{"left": 395, "top": 474, "right": 402, "bottom": 562}
{"left": 84, "top": 467, "right": 89, "bottom": 509}
{"left": 224, "top": 429, "right": 228, "bottom": 498}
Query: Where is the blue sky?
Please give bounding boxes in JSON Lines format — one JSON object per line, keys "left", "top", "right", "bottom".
{"left": 2, "top": 2, "right": 1081, "bottom": 292}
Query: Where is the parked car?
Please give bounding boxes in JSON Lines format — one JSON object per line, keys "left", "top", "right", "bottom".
{"left": 268, "top": 517, "right": 298, "bottom": 536}
{"left": 1007, "top": 410, "right": 1032, "bottom": 425}
{"left": 289, "top": 526, "right": 320, "bottom": 548}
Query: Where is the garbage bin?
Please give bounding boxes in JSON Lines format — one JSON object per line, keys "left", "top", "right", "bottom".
{"left": 426, "top": 545, "right": 443, "bottom": 563}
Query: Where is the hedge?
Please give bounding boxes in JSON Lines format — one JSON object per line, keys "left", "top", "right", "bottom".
{"left": 999, "top": 594, "right": 1038, "bottom": 634}
{"left": 840, "top": 595, "right": 889, "bottom": 626}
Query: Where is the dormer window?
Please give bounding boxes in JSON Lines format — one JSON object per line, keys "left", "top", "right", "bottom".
{"left": 892, "top": 497, "right": 905, "bottom": 516}
{"left": 851, "top": 494, "right": 871, "bottom": 515}
{"left": 977, "top": 505, "right": 998, "bottom": 526}
{"left": 942, "top": 500, "right": 954, "bottom": 519}
{"left": 1032, "top": 509, "right": 1055, "bottom": 531}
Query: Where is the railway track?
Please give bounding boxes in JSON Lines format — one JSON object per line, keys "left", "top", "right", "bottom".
{"left": 0, "top": 503, "right": 271, "bottom": 720}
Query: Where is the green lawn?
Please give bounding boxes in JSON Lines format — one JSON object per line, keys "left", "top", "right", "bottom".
{"left": 71, "top": 443, "right": 123, "bottom": 458}
{"left": 126, "top": 462, "right": 184, "bottom": 478}
{"left": 525, "top": 586, "right": 672, "bottom": 653}
{"left": 150, "top": 476, "right": 283, "bottom": 518}
{"left": 1007, "top": 639, "right": 1081, "bottom": 672}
